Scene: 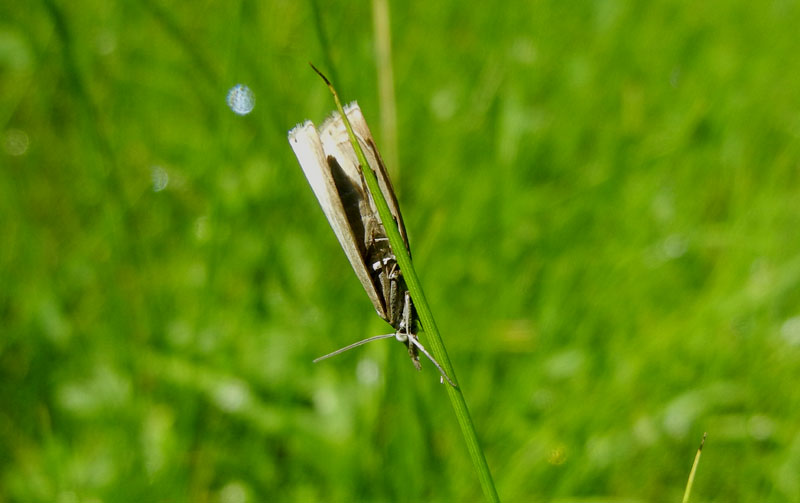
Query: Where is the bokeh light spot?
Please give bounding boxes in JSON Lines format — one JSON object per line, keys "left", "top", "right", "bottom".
{"left": 227, "top": 84, "right": 255, "bottom": 115}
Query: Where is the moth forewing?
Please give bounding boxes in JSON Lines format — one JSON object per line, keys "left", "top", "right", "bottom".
{"left": 288, "top": 120, "right": 386, "bottom": 319}
{"left": 320, "top": 103, "right": 410, "bottom": 247}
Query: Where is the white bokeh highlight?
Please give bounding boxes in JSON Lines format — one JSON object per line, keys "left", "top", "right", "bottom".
{"left": 227, "top": 84, "right": 255, "bottom": 115}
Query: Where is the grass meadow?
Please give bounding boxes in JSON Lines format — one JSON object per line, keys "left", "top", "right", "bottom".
{"left": 2, "top": 0, "right": 800, "bottom": 501}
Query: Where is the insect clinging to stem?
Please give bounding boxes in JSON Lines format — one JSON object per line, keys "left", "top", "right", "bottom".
{"left": 288, "top": 64, "right": 454, "bottom": 386}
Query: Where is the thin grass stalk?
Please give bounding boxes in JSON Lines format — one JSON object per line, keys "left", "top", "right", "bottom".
{"left": 371, "top": 0, "right": 399, "bottom": 178}
{"left": 308, "top": 0, "right": 339, "bottom": 88}
{"left": 682, "top": 432, "right": 707, "bottom": 503}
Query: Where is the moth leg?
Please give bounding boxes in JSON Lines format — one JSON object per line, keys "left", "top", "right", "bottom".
{"left": 369, "top": 253, "right": 401, "bottom": 283}
{"left": 399, "top": 291, "right": 457, "bottom": 386}
{"left": 406, "top": 338, "right": 422, "bottom": 371}
{"left": 396, "top": 291, "right": 421, "bottom": 370}
{"left": 397, "top": 290, "right": 412, "bottom": 335}
{"left": 385, "top": 258, "right": 401, "bottom": 279}
{"left": 407, "top": 336, "right": 456, "bottom": 387}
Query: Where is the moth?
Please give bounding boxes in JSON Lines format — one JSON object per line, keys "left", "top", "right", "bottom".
{"left": 288, "top": 102, "right": 453, "bottom": 385}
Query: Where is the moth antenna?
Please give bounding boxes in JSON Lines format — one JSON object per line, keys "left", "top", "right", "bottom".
{"left": 407, "top": 337, "right": 457, "bottom": 387}
{"left": 313, "top": 333, "right": 396, "bottom": 362}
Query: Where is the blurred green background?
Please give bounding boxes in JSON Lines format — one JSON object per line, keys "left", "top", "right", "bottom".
{"left": 2, "top": 0, "right": 800, "bottom": 501}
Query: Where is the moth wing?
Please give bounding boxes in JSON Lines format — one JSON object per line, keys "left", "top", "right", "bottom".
{"left": 320, "top": 103, "right": 410, "bottom": 249}
{"left": 288, "top": 121, "right": 387, "bottom": 319}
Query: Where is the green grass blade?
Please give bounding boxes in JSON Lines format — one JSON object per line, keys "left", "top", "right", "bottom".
{"left": 682, "top": 432, "right": 707, "bottom": 503}
{"left": 310, "top": 63, "right": 501, "bottom": 503}
{"left": 370, "top": 0, "right": 399, "bottom": 177}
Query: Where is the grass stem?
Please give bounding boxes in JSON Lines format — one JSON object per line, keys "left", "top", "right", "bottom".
{"left": 310, "top": 63, "right": 501, "bottom": 503}
{"left": 682, "top": 432, "right": 707, "bottom": 503}
{"left": 371, "top": 0, "right": 399, "bottom": 178}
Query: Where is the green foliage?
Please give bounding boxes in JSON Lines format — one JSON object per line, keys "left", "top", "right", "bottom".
{"left": 2, "top": 0, "right": 800, "bottom": 501}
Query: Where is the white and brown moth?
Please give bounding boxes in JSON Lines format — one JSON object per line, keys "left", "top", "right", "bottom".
{"left": 288, "top": 103, "right": 452, "bottom": 384}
